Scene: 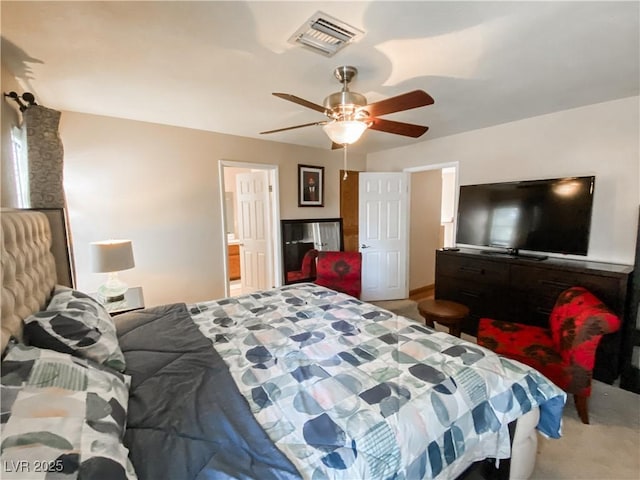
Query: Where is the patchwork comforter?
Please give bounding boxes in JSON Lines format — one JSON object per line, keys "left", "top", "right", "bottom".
{"left": 119, "top": 284, "right": 565, "bottom": 480}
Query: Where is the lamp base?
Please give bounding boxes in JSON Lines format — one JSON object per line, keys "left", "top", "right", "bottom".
{"left": 97, "top": 272, "right": 128, "bottom": 303}
{"left": 99, "top": 292, "right": 126, "bottom": 303}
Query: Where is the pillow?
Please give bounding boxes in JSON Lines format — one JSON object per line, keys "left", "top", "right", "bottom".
{"left": 24, "top": 286, "right": 126, "bottom": 372}
{"left": 1, "top": 344, "right": 137, "bottom": 479}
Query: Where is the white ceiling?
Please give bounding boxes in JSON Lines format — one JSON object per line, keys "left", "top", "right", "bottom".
{"left": 2, "top": 1, "right": 639, "bottom": 155}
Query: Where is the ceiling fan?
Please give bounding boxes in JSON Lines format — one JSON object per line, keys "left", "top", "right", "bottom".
{"left": 260, "top": 66, "right": 434, "bottom": 148}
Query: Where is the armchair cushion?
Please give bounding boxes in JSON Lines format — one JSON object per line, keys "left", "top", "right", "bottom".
{"left": 477, "top": 319, "right": 566, "bottom": 391}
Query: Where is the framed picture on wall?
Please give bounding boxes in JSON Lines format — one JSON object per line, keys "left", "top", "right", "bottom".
{"left": 298, "top": 164, "right": 324, "bottom": 207}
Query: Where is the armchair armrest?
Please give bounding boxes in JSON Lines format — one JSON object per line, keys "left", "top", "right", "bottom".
{"left": 550, "top": 287, "right": 621, "bottom": 370}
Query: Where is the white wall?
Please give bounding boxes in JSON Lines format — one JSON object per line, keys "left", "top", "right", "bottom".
{"left": 368, "top": 97, "right": 640, "bottom": 265}
{"left": 59, "top": 111, "right": 366, "bottom": 306}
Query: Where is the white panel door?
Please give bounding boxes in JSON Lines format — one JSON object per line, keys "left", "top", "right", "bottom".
{"left": 359, "top": 172, "right": 409, "bottom": 301}
{"left": 236, "top": 171, "right": 271, "bottom": 293}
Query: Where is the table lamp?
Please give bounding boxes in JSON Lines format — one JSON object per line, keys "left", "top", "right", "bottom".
{"left": 90, "top": 239, "right": 135, "bottom": 302}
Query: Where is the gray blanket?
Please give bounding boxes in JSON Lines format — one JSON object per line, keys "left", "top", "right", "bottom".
{"left": 115, "top": 303, "right": 301, "bottom": 480}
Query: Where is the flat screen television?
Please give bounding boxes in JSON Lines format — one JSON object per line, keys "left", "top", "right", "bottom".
{"left": 456, "top": 176, "right": 595, "bottom": 258}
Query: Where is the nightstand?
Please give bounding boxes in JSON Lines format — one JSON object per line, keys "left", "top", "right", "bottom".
{"left": 93, "top": 286, "right": 145, "bottom": 316}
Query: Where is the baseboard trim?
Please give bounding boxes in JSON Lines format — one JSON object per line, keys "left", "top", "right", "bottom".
{"left": 409, "top": 284, "right": 435, "bottom": 297}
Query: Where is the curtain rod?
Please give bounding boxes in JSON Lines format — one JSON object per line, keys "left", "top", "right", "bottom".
{"left": 3, "top": 91, "right": 38, "bottom": 112}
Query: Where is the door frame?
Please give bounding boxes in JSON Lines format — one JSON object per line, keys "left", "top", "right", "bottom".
{"left": 218, "top": 160, "right": 281, "bottom": 297}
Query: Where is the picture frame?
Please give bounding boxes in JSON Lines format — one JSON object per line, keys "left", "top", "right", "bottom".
{"left": 298, "top": 164, "right": 324, "bottom": 207}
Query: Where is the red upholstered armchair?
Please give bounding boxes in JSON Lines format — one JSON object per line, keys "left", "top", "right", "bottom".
{"left": 477, "top": 286, "right": 621, "bottom": 424}
{"left": 314, "top": 251, "right": 362, "bottom": 299}
{"left": 286, "top": 249, "right": 318, "bottom": 282}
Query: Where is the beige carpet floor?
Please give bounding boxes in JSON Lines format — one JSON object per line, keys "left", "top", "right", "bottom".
{"left": 371, "top": 299, "right": 640, "bottom": 479}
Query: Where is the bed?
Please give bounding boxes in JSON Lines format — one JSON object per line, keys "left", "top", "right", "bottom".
{"left": 0, "top": 209, "right": 566, "bottom": 479}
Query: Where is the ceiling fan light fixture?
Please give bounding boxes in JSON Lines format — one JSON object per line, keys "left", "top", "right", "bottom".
{"left": 322, "top": 120, "right": 367, "bottom": 145}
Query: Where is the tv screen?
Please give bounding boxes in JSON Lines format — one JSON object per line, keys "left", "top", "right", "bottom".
{"left": 456, "top": 176, "right": 595, "bottom": 256}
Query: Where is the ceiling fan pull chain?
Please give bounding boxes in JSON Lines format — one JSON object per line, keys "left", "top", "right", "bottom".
{"left": 343, "top": 146, "right": 348, "bottom": 180}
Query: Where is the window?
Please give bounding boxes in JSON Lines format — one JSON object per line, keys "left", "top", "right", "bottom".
{"left": 10, "top": 126, "right": 29, "bottom": 207}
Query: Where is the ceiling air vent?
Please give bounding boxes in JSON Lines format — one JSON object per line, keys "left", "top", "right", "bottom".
{"left": 289, "top": 11, "right": 364, "bottom": 57}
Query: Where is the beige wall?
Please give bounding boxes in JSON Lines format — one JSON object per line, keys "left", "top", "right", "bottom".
{"left": 409, "top": 170, "right": 442, "bottom": 290}
{"left": 59, "top": 111, "right": 366, "bottom": 306}
{"left": 368, "top": 96, "right": 640, "bottom": 266}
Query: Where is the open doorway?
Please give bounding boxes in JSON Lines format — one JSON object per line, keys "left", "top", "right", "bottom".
{"left": 218, "top": 160, "right": 281, "bottom": 297}
{"left": 404, "top": 163, "right": 458, "bottom": 299}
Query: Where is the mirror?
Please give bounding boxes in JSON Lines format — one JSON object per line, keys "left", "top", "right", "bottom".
{"left": 281, "top": 218, "right": 343, "bottom": 284}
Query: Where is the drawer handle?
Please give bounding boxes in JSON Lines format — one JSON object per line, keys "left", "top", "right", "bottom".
{"left": 459, "top": 266, "right": 485, "bottom": 275}
{"left": 460, "top": 290, "right": 481, "bottom": 299}
{"left": 540, "top": 280, "right": 572, "bottom": 289}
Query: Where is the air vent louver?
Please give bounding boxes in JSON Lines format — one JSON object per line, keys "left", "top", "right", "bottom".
{"left": 289, "top": 11, "right": 364, "bottom": 57}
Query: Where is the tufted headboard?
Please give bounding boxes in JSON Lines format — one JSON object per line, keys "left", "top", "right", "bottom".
{"left": 1, "top": 209, "right": 57, "bottom": 352}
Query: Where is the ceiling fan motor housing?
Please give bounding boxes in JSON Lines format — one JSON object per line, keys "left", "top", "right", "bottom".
{"left": 323, "top": 91, "right": 368, "bottom": 120}
{"left": 324, "top": 66, "right": 369, "bottom": 120}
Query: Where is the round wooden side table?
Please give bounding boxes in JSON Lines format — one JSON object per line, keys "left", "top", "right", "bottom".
{"left": 417, "top": 299, "right": 469, "bottom": 338}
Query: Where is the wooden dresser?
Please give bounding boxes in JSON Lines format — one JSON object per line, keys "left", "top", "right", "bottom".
{"left": 435, "top": 248, "right": 633, "bottom": 385}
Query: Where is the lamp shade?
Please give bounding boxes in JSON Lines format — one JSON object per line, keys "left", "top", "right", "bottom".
{"left": 322, "top": 120, "right": 367, "bottom": 145}
{"left": 90, "top": 240, "right": 135, "bottom": 273}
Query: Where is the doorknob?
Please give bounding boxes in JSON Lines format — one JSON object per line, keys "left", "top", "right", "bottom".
{"left": 361, "top": 244, "right": 371, "bottom": 249}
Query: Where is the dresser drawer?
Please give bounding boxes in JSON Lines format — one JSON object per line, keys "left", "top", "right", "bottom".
{"left": 436, "top": 253, "right": 509, "bottom": 285}
{"left": 510, "top": 265, "right": 622, "bottom": 309}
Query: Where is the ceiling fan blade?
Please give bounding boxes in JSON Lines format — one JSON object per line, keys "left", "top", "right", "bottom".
{"left": 260, "top": 121, "right": 325, "bottom": 135}
{"left": 365, "top": 90, "right": 434, "bottom": 117}
{"left": 272, "top": 93, "right": 327, "bottom": 114}
{"left": 369, "top": 118, "right": 429, "bottom": 138}
{"left": 331, "top": 142, "right": 343, "bottom": 150}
